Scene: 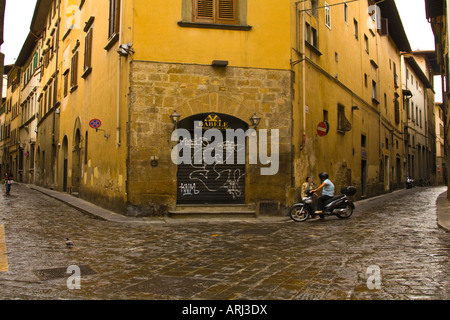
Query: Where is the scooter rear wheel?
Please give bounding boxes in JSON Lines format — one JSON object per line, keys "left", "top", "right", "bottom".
{"left": 336, "top": 204, "right": 353, "bottom": 219}
{"left": 290, "top": 205, "right": 311, "bottom": 222}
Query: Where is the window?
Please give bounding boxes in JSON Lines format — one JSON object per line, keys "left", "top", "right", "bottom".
{"left": 305, "top": 22, "right": 318, "bottom": 48}
{"left": 416, "top": 106, "right": 418, "bottom": 124}
{"left": 193, "top": 0, "right": 237, "bottom": 25}
{"left": 361, "top": 135, "right": 367, "bottom": 148}
{"left": 83, "top": 28, "right": 93, "bottom": 78}
{"left": 108, "top": 0, "right": 120, "bottom": 39}
{"left": 63, "top": 70, "right": 69, "bottom": 97}
{"left": 70, "top": 51, "right": 79, "bottom": 91}
{"left": 364, "top": 34, "right": 369, "bottom": 53}
{"left": 325, "top": 2, "right": 331, "bottom": 29}
{"left": 395, "top": 98, "right": 400, "bottom": 124}
{"left": 311, "top": 0, "right": 318, "bottom": 17}
{"left": 354, "top": 19, "right": 359, "bottom": 39}
{"left": 48, "top": 84, "right": 53, "bottom": 111}
{"left": 344, "top": 3, "right": 348, "bottom": 23}
{"left": 372, "top": 80, "right": 377, "bottom": 101}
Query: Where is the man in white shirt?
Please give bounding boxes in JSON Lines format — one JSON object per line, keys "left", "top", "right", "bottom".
{"left": 312, "top": 172, "right": 335, "bottom": 218}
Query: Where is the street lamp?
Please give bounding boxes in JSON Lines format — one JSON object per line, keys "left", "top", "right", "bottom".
{"left": 250, "top": 113, "right": 261, "bottom": 129}
{"left": 170, "top": 110, "right": 181, "bottom": 128}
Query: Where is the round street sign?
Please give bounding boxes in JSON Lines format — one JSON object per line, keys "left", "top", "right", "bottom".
{"left": 317, "top": 121, "right": 329, "bottom": 137}
{"left": 89, "top": 119, "right": 102, "bottom": 129}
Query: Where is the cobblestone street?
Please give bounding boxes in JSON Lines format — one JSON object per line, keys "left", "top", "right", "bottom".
{"left": 0, "top": 183, "right": 449, "bottom": 300}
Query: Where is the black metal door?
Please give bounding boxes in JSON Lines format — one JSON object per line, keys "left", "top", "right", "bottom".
{"left": 176, "top": 113, "right": 248, "bottom": 205}
{"left": 177, "top": 135, "right": 246, "bottom": 204}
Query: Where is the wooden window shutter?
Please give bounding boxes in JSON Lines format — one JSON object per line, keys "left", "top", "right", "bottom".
{"left": 71, "top": 51, "right": 79, "bottom": 88}
{"left": 217, "top": 0, "right": 237, "bottom": 24}
{"left": 194, "top": 0, "right": 237, "bottom": 24}
{"left": 84, "top": 28, "right": 93, "bottom": 71}
{"left": 380, "top": 18, "right": 389, "bottom": 36}
{"left": 108, "top": 0, "right": 120, "bottom": 38}
{"left": 195, "top": 0, "right": 214, "bottom": 23}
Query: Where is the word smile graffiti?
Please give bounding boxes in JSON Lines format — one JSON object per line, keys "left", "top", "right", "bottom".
{"left": 171, "top": 121, "right": 279, "bottom": 176}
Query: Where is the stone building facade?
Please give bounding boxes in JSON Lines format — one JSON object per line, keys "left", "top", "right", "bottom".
{"left": 127, "top": 61, "right": 293, "bottom": 215}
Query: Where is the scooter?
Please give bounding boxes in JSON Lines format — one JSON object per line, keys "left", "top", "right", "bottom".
{"left": 406, "top": 177, "right": 414, "bottom": 189}
{"left": 290, "top": 186, "right": 356, "bottom": 222}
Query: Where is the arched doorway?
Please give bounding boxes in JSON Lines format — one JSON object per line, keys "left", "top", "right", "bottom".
{"left": 175, "top": 113, "right": 249, "bottom": 205}
{"left": 62, "top": 136, "right": 69, "bottom": 192}
{"left": 72, "top": 129, "right": 81, "bottom": 194}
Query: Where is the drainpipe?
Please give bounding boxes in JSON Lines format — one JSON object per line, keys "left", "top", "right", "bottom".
{"left": 301, "top": 1, "right": 306, "bottom": 151}
{"left": 116, "top": 1, "right": 124, "bottom": 148}
{"left": 52, "top": 2, "right": 61, "bottom": 187}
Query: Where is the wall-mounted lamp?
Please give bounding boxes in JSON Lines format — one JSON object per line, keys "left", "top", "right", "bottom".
{"left": 150, "top": 156, "right": 159, "bottom": 167}
{"left": 117, "top": 43, "right": 135, "bottom": 57}
{"left": 352, "top": 106, "right": 360, "bottom": 111}
{"left": 170, "top": 110, "right": 181, "bottom": 128}
{"left": 212, "top": 60, "right": 229, "bottom": 67}
{"left": 250, "top": 113, "right": 261, "bottom": 129}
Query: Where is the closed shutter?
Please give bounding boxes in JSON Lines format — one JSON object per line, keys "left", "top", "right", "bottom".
{"left": 71, "top": 51, "right": 78, "bottom": 88}
{"left": 217, "top": 0, "right": 237, "bottom": 24}
{"left": 195, "top": 0, "right": 214, "bottom": 22}
{"left": 84, "top": 28, "right": 93, "bottom": 71}
{"left": 177, "top": 134, "right": 246, "bottom": 204}
{"left": 194, "top": 0, "right": 237, "bottom": 24}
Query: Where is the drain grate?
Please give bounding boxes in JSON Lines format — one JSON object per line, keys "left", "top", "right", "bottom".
{"left": 33, "top": 265, "right": 97, "bottom": 281}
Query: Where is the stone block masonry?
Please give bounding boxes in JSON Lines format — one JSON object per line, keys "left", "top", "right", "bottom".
{"left": 127, "top": 61, "right": 293, "bottom": 216}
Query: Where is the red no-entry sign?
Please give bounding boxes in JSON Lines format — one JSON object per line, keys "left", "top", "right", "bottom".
{"left": 317, "top": 121, "right": 329, "bottom": 137}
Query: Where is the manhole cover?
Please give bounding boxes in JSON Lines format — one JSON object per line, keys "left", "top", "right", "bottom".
{"left": 33, "top": 265, "right": 97, "bottom": 281}
{"left": 126, "top": 276, "right": 219, "bottom": 297}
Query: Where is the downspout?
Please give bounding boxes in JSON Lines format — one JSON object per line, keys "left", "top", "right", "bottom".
{"left": 116, "top": 0, "right": 124, "bottom": 147}
{"left": 301, "top": 0, "right": 306, "bottom": 151}
{"left": 52, "top": 2, "right": 61, "bottom": 187}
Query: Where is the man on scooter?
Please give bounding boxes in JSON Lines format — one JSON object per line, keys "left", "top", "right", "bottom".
{"left": 312, "top": 172, "right": 335, "bottom": 219}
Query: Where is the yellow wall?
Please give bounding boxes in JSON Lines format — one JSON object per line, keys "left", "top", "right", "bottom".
{"left": 133, "top": 0, "right": 291, "bottom": 69}
{"left": 293, "top": 0, "right": 406, "bottom": 196}
{"left": 56, "top": 0, "right": 130, "bottom": 210}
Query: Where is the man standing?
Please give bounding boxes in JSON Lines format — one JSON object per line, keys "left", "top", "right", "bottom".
{"left": 5, "top": 171, "right": 13, "bottom": 195}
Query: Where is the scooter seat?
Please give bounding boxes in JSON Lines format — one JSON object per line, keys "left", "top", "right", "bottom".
{"left": 324, "top": 195, "right": 345, "bottom": 205}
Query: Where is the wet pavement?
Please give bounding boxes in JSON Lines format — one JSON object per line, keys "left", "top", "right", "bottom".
{"left": 0, "top": 183, "right": 449, "bottom": 300}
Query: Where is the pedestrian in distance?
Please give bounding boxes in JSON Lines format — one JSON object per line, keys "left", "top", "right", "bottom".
{"left": 4, "top": 171, "right": 13, "bottom": 196}
{"left": 311, "top": 172, "right": 335, "bottom": 219}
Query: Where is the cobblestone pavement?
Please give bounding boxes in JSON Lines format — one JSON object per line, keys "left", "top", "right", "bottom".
{"left": 0, "top": 184, "right": 449, "bottom": 300}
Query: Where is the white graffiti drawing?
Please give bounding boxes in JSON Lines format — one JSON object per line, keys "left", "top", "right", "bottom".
{"left": 185, "top": 138, "right": 246, "bottom": 199}
{"left": 179, "top": 183, "right": 200, "bottom": 196}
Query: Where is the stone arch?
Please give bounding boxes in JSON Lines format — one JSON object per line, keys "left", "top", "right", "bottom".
{"left": 174, "top": 93, "right": 258, "bottom": 127}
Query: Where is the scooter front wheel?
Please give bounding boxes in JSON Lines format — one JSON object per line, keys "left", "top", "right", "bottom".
{"left": 290, "top": 205, "right": 311, "bottom": 222}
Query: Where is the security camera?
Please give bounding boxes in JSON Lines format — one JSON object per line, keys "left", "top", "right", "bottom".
{"left": 117, "top": 43, "right": 134, "bottom": 57}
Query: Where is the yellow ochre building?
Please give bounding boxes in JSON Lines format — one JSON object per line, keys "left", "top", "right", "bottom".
{"left": 2, "top": 0, "right": 440, "bottom": 217}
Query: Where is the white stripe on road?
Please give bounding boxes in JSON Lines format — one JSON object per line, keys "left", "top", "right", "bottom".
{"left": 0, "top": 225, "right": 9, "bottom": 272}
